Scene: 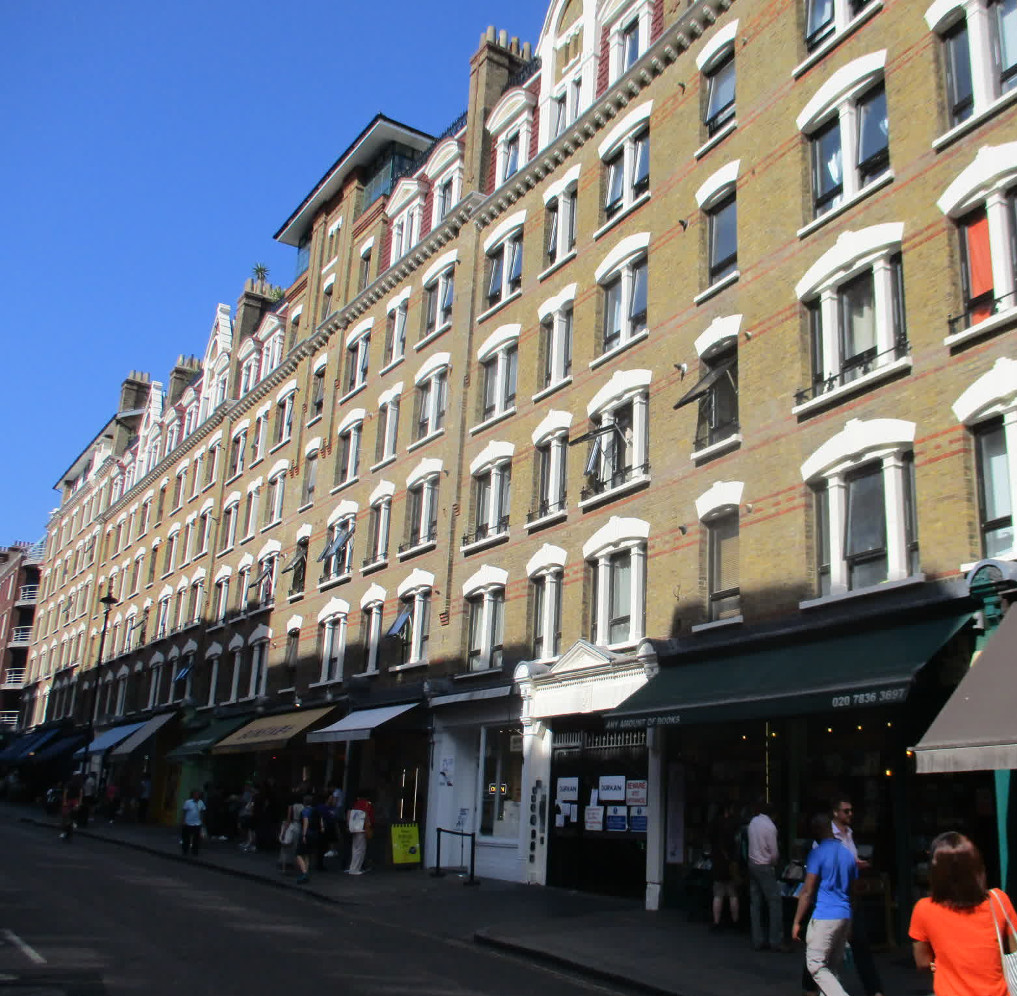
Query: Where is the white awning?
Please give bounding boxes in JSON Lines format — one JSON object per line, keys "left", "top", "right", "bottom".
{"left": 307, "top": 702, "right": 417, "bottom": 743}
{"left": 430, "top": 685, "right": 513, "bottom": 707}
{"left": 110, "top": 711, "right": 177, "bottom": 758}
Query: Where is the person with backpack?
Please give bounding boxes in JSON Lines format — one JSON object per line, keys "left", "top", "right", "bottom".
{"left": 346, "top": 790, "right": 374, "bottom": 875}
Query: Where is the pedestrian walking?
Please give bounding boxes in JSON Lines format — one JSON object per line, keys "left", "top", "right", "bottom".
{"left": 346, "top": 789, "right": 374, "bottom": 875}
{"left": 137, "top": 775, "right": 151, "bottom": 823}
{"left": 709, "top": 801, "right": 741, "bottom": 931}
{"left": 105, "top": 779, "right": 121, "bottom": 823}
{"left": 294, "top": 795, "right": 315, "bottom": 884}
{"left": 278, "top": 799, "right": 302, "bottom": 874}
{"left": 909, "top": 831, "right": 1017, "bottom": 996}
{"left": 326, "top": 781, "right": 345, "bottom": 861}
{"left": 59, "top": 779, "right": 82, "bottom": 841}
{"left": 792, "top": 814, "right": 858, "bottom": 996}
{"left": 238, "top": 783, "right": 258, "bottom": 852}
{"left": 181, "top": 789, "right": 206, "bottom": 856}
{"left": 747, "top": 798, "right": 788, "bottom": 951}
{"left": 80, "top": 772, "right": 97, "bottom": 826}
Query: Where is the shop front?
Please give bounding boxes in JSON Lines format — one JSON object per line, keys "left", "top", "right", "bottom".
{"left": 607, "top": 607, "right": 985, "bottom": 931}
{"left": 514, "top": 639, "right": 652, "bottom": 897}
{"left": 107, "top": 710, "right": 179, "bottom": 824}
{"left": 425, "top": 684, "right": 524, "bottom": 882}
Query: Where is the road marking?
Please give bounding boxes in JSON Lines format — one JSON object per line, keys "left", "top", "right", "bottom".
{"left": 1, "top": 929, "right": 46, "bottom": 964}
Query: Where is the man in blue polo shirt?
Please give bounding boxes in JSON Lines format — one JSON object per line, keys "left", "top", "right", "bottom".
{"left": 791, "top": 814, "right": 858, "bottom": 996}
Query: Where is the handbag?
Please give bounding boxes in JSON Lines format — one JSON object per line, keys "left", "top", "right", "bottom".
{"left": 279, "top": 820, "right": 298, "bottom": 846}
{"left": 989, "top": 889, "right": 1017, "bottom": 996}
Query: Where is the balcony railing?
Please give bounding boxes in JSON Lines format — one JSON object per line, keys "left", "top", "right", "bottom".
{"left": 580, "top": 462, "right": 650, "bottom": 502}
{"left": 10, "top": 627, "right": 32, "bottom": 646}
{"left": 0, "top": 712, "right": 19, "bottom": 729}
{"left": 16, "top": 585, "right": 39, "bottom": 604}
{"left": 361, "top": 548, "right": 388, "bottom": 570}
{"left": 462, "top": 516, "right": 510, "bottom": 548}
{"left": 2, "top": 668, "right": 25, "bottom": 689}
{"left": 947, "top": 290, "right": 1017, "bottom": 339}
{"left": 694, "top": 417, "right": 740, "bottom": 453}
{"left": 794, "top": 340, "right": 910, "bottom": 406}
{"left": 398, "top": 526, "right": 438, "bottom": 556}
{"left": 527, "top": 494, "right": 567, "bottom": 524}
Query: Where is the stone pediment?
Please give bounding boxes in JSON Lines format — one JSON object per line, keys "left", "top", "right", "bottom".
{"left": 546, "top": 639, "right": 622, "bottom": 678}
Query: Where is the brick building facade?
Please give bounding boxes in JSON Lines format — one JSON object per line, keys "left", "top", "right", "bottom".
{"left": 18, "top": 0, "right": 1017, "bottom": 920}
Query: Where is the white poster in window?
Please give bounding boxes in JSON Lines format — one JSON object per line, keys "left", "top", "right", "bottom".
{"left": 629, "top": 805, "right": 648, "bottom": 833}
{"left": 556, "top": 776, "right": 579, "bottom": 802}
{"left": 598, "top": 774, "right": 626, "bottom": 801}
{"left": 625, "top": 779, "right": 648, "bottom": 806}
{"left": 584, "top": 805, "right": 605, "bottom": 831}
{"left": 606, "top": 805, "right": 628, "bottom": 831}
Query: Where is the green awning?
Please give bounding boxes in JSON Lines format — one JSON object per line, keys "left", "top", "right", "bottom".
{"left": 605, "top": 614, "right": 971, "bottom": 730}
{"left": 164, "top": 716, "right": 253, "bottom": 763}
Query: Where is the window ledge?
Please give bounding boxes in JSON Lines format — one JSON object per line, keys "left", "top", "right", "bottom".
{"left": 792, "top": 1, "right": 883, "bottom": 79}
{"left": 476, "top": 836, "right": 520, "bottom": 849}
{"left": 590, "top": 328, "right": 650, "bottom": 371}
{"left": 690, "top": 614, "right": 743, "bottom": 634}
{"left": 239, "top": 533, "right": 255, "bottom": 545}
{"left": 308, "top": 678, "right": 344, "bottom": 690}
{"left": 306, "top": 414, "right": 323, "bottom": 429}
{"left": 525, "top": 509, "right": 568, "bottom": 533}
{"left": 201, "top": 481, "right": 216, "bottom": 494}
{"left": 339, "top": 383, "right": 368, "bottom": 406}
{"left": 380, "top": 356, "right": 405, "bottom": 376}
{"left": 361, "top": 558, "right": 388, "bottom": 576}
{"left": 797, "top": 171, "right": 894, "bottom": 240}
{"left": 249, "top": 456, "right": 263, "bottom": 469}
{"left": 329, "top": 477, "right": 359, "bottom": 496}
{"left": 694, "top": 121, "right": 738, "bottom": 160}
{"left": 691, "top": 433, "right": 742, "bottom": 464}
{"left": 470, "top": 407, "right": 517, "bottom": 436}
{"left": 260, "top": 520, "right": 281, "bottom": 533}
{"left": 287, "top": 592, "right": 304, "bottom": 603}
{"left": 269, "top": 440, "right": 290, "bottom": 456}
{"left": 532, "top": 377, "right": 573, "bottom": 404}
{"left": 538, "top": 249, "right": 578, "bottom": 283}
{"left": 389, "top": 659, "right": 427, "bottom": 673}
{"left": 415, "top": 323, "right": 451, "bottom": 352}
{"left": 694, "top": 271, "right": 740, "bottom": 305}
{"left": 225, "top": 472, "right": 243, "bottom": 487}
{"left": 933, "top": 88, "right": 1017, "bottom": 152}
{"left": 453, "top": 667, "right": 502, "bottom": 681}
{"left": 297, "top": 502, "right": 314, "bottom": 514}
{"left": 461, "top": 530, "right": 510, "bottom": 556}
{"left": 398, "top": 540, "right": 437, "bottom": 561}
{"left": 318, "top": 574, "right": 352, "bottom": 592}
{"left": 791, "top": 356, "right": 911, "bottom": 417}
{"left": 349, "top": 669, "right": 380, "bottom": 679}
{"left": 594, "top": 190, "right": 652, "bottom": 242}
{"left": 217, "top": 545, "right": 234, "bottom": 557}
{"left": 579, "top": 473, "right": 650, "bottom": 511}
{"left": 370, "top": 456, "right": 397, "bottom": 473}
{"left": 799, "top": 573, "right": 927, "bottom": 611}
{"left": 477, "top": 290, "right": 523, "bottom": 325}
{"left": 407, "top": 429, "right": 444, "bottom": 454}
{"left": 944, "top": 305, "right": 1017, "bottom": 350}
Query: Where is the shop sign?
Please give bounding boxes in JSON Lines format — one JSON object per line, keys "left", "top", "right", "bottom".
{"left": 556, "top": 776, "right": 579, "bottom": 802}
{"left": 598, "top": 774, "right": 626, "bottom": 801}
{"left": 584, "top": 805, "right": 604, "bottom": 831}
{"left": 625, "top": 779, "right": 647, "bottom": 806}
{"left": 629, "top": 806, "right": 648, "bottom": 833}
{"left": 606, "top": 805, "right": 628, "bottom": 831}
{"left": 390, "top": 822, "right": 421, "bottom": 865}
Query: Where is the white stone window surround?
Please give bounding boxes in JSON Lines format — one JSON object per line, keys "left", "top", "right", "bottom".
{"left": 421, "top": 251, "right": 458, "bottom": 342}
{"left": 801, "top": 0, "right": 882, "bottom": 66}
{"left": 404, "top": 458, "right": 442, "bottom": 553}
{"left": 527, "top": 543, "right": 567, "bottom": 661}
{"left": 359, "top": 583, "right": 386, "bottom": 674}
{"left": 483, "top": 211, "right": 528, "bottom": 311}
{"left": 476, "top": 324, "right": 521, "bottom": 427}
{"left": 375, "top": 382, "right": 404, "bottom": 466}
{"left": 488, "top": 89, "right": 537, "bottom": 187}
{"left": 304, "top": 436, "right": 322, "bottom": 460}
{"left": 800, "top": 417, "right": 918, "bottom": 598}
{"left": 697, "top": 19, "right": 739, "bottom": 145}
{"left": 542, "top": 165, "right": 581, "bottom": 272}
{"left": 385, "top": 286, "right": 412, "bottom": 367}
{"left": 793, "top": 222, "right": 909, "bottom": 412}
{"left": 536, "top": 284, "right": 578, "bottom": 397}
{"left": 412, "top": 352, "right": 451, "bottom": 443}
{"left": 387, "top": 178, "right": 426, "bottom": 267}
{"left": 359, "top": 236, "right": 375, "bottom": 259}
{"left": 530, "top": 410, "right": 573, "bottom": 527}
{"left": 582, "top": 368, "right": 652, "bottom": 506}
{"left": 394, "top": 568, "right": 434, "bottom": 666}
{"left": 598, "top": 102, "right": 653, "bottom": 223}
{"left": 926, "top": 0, "right": 1017, "bottom": 144}
{"left": 696, "top": 160, "right": 740, "bottom": 294}
{"left": 467, "top": 441, "right": 515, "bottom": 545}
{"left": 953, "top": 357, "right": 1017, "bottom": 560}
{"left": 333, "top": 408, "right": 366, "bottom": 490}
{"left": 582, "top": 515, "right": 649, "bottom": 649}
{"left": 796, "top": 51, "right": 890, "bottom": 218}
{"left": 938, "top": 142, "right": 1017, "bottom": 345}
{"left": 462, "top": 564, "right": 509, "bottom": 672}
{"left": 343, "top": 318, "right": 373, "bottom": 396}
{"left": 695, "top": 480, "right": 745, "bottom": 522}
{"left": 602, "top": 0, "right": 653, "bottom": 82}
{"left": 594, "top": 233, "right": 651, "bottom": 362}
{"left": 364, "top": 480, "right": 395, "bottom": 570}
{"left": 315, "top": 596, "right": 350, "bottom": 685}
{"left": 425, "top": 139, "right": 464, "bottom": 228}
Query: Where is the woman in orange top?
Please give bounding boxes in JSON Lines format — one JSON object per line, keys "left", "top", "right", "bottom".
{"left": 909, "top": 832, "right": 1016, "bottom": 996}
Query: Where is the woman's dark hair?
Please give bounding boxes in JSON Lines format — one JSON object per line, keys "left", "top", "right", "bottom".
{"left": 929, "top": 832, "right": 987, "bottom": 909}
{"left": 811, "top": 813, "right": 833, "bottom": 842}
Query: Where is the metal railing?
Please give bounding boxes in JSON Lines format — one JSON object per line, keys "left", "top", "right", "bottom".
{"left": 506, "top": 55, "right": 542, "bottom": 89}
{"left": 398, "top": 526, "right": 438, "bottom": 556}
{"left": 17, "top": 585, "right": 39, "bottom": 603}
{"left": 2, "top": 668, "right": 25, "bottom": 688}
{"left": 361, "top": 549, "right": 388, "bottom": 570}
{"left": 462, "top": 516, "right": 510, "bottom": 548}
{"left": 527, "top": 494, "right": 567, "bottom": 523}
{"left": 794, "top": 341, "right": 910, "bottom": 406}
{"left": 694, "top": 418, "right": 740, "bottom": 453}
{"left": 10, "top": 627, "right": 32, "bottom": 645}
{"left": 947, "top": 290, "right": 1017, "bottom": 338}
{"left": 580, "top": 462, "right": 650, "bottom": 502}
{"left": 0, "top": 712, "right": 19, "bottom": 728}
{"left": 431, "top": 827, "right": 479, "bottom": 886}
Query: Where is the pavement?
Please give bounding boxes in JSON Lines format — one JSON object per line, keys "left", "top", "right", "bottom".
{"left": 2, "top": 802, "right": 929, "bottom": 996}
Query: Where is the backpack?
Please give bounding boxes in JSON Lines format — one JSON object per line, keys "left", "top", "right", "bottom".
{"left": 347, "top": 807, "right": 366, "bottom": 833}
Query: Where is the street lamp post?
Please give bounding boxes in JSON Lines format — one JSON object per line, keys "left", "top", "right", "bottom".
{"left": 81, "top": 590, "right": 119, "bottom": 774}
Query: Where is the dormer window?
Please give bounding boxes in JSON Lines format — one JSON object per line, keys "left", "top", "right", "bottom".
{"left": 607, "top": 0, "right": 653, "bottom": 83}
{"left": 488, "top": 89, "right": 537, "bottom": 189}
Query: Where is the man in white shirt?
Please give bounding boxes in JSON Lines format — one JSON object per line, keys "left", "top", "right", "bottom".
{"left": 747, "top": 799, "right": 788, "bottom": 951}
{"left": 181, "top": 789, "right": 206, "bottom": 856}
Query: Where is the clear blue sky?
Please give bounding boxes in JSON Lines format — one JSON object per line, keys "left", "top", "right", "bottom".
{"left": 0, "top": 0, "right": 550, "bottom": 544}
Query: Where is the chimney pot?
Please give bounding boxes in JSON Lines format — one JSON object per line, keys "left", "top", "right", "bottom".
{"left": 498, "top": 28, "right": 508, "bottom": 47}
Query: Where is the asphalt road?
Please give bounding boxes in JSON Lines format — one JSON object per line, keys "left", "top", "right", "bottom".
{"left": 0, "top": 820, "right": 630, "bottom": 996}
